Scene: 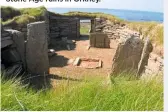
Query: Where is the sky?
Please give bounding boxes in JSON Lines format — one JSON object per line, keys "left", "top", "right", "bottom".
{"left": 1, "top": 0, "right": 163, "bottom": 12}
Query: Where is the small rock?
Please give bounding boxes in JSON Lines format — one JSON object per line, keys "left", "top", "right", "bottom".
{"left": 73, "top": 57, "right": 80, "bottom": 66}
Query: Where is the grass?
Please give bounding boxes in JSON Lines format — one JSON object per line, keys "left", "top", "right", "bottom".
{"left": 20, "top": 6, "right": 47, "bottom": 19}
{"left": 1, "top": 6, "right": 21, "bottom": 21}
{"left": 80, "top": 22, "right": 90, "bottom": 35}
{"left": 2, "top": 14, "right": 36, "bottom": 27}
{"left": 127, "top": 21, "right": 163, "bottom": 45}
{"left": 1, "top": 6, "right": 47, "bottom": 26}
{"left": 1, "top": 73, "right": 163, "bottom": 111}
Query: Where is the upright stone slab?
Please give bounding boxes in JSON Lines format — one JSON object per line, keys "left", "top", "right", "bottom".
{"left": 111, "top": 35, "right": 144, "bottom": 75}
{"left": 26, "top": 21, "right": 49, "bottom": 75}
{"left": 137, "top": 37, "right": 153, "bottom": 75}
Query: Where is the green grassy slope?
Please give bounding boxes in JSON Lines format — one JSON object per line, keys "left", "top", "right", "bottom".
{"left": 1, "top": 74, "right": 163, "bottom": 111}
{"left": 1, "top": 6, "right": 47, "bottom": 27}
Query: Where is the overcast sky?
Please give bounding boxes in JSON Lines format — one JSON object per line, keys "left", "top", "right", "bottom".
{"left": 1, "top": 0, "right": 163, "bottom": 12}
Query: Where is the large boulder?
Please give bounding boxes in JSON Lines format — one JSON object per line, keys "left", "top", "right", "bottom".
{"left": 111, "top": 35, "right": 144, "bottom": 75}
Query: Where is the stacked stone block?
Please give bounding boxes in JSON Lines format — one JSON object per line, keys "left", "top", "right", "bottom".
{"left": 90, "top": 33, "right": 110, "bottom": 48}
{"left": 94, "top": 18, "right": 140, "bottom": 41}
{"left": 1, "top": 27, "right": 25, "bottom": 76}
{"left": 49, "top": 15, "right": 80, "bottom": 46}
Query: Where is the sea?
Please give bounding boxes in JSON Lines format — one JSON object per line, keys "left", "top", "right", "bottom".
{"left": 48, "top": 8, "right": 163, "bottom": 23}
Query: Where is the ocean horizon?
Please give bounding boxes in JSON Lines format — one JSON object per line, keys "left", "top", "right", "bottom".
{"left": 48, "top": 8, "right": 163, "bottom": 23}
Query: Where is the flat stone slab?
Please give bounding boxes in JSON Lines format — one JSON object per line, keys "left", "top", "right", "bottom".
{"left": 73, "top": 57, "right": 80, "bottom": 66}
{"left": 73, "top": 57, "right": 102, "bottom": 69}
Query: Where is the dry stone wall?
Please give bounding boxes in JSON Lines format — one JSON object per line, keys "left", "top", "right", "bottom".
{"left": 94, "top": 18, "right": 140, "bottom": 41}
{"left": 1, "top": 27, "right": 24, "bottom": 76}
{"left": 144, "top": 53, "right": 163, "bottom": 75}
{"left": 49, "top": 13, "right": 80, "bottom": 46}
{"left": 7, "top": 29, "right": 26, "bottom": 69}
{"left": 1, "top": 21, "right": 50, "bottom": 77}
{"left": 89, "top": 33, "right": 110, "bottom": 48}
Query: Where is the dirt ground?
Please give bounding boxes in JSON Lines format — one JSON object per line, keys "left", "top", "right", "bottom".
{"left": 49, "top": 36, "right": 118, "bottom": 87}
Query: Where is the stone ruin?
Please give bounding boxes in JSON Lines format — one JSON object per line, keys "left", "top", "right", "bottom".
{"left": 1, "top": 11, "right": 163, "bottom": 84}
{"left": 48, "top": 13, "right": 80, "bottom": 46}
{"left": 111, "top": 35, "right": 153, "bottom": 76}
{"left": 1, "top": 27, "right": 25, "bottom": 76}
{"left": 1, "top": 21, "right": 49, "bottom": 78}
{"left": 92, "top": 17, "right": 163, "bottom": 76}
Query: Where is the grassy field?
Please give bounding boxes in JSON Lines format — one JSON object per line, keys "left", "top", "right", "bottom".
{"left": 1, "top": 74, "right": 163, "bottom": 111}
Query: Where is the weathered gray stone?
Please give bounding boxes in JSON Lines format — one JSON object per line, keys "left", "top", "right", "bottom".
{"left": 7, "top": 30, "right": 26, "bottom": 68}
{"left": 111, "top": 36, "right": 144, "bottom": 75}
{"left": 137, "top": 37, "right": 153, "bottom": 75}
{"left": 26, "top": 21, "right": 49, "bottom": 75}
{"left": 21, "top": 28, "right": 27, "bottom": 32}
{"left": 90, "top": 33, "right": 110, "bottom": 48}
{"left": 2, "top": 31, "right": 11, "bottom": 37}
{"left": 43, "top": 11, "right": 50, "bottom": 45}
{"left": 1, "top": 39, "right": 13, "bottom": 48}
{"left": 1, "top": 36, "right": 12, "bottom": 41}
